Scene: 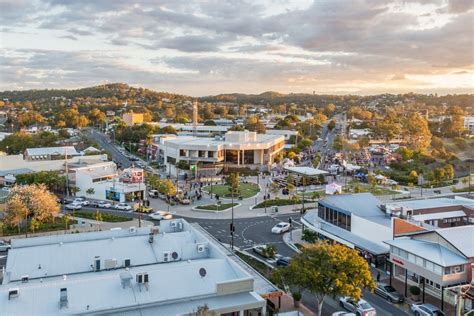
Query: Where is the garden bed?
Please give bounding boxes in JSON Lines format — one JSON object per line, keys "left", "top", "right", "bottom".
{"left": 1, "top": 217, "right": 78, "bottom": 236}
{"left": 253, "top": 198, "right": 313, "bottom": 209}
{"left": 73, "top": 211, "right": 132, "bottom": 222}
{"left": 195, "top": 203, "right": 238, "bottom": 211}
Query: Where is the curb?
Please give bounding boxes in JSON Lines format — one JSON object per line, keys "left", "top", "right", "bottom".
{"left": 282, "top": 230, "right": 303, "bottom": 254}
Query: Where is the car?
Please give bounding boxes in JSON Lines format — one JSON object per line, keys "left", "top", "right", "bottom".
{"left": 252, "top": 245, "right": 269, "bottom": 257}
{"left": 339, "top": 297, "right": 376, "bottom": 316}
{"left": 97, "top": 201, "right": 112, "bottom": 208}
{"left": 65, "top": 203, "right": 82, "bottom": 210}
{"left": 271, "top": 222, "right": 291, "bottom": 234}
{"left": 115, "top": 203, "right": 132, "bottom": 211}
{"left": 374, "top": 283, "right": 404, "bottom": 303}
{"left": 73, "top": 198, "right": 89, "bottom": 206}
{"left": 332, "top": 313, "right": 356, "bottom": 316}
{"left": 148, "top": 190, "right": 159, "bottom": 198}
{"left": 1, "top": 187, "right": 11, "bottom": 192}
{"left": 179, "top": 198, "right": 191, "bottom": 205}
{"left": 60, "top": 198, "right": 74, "bottom": 205}
{"left": 149, "top": 211, "right": 173, "bottom": 220}
{"left": 410, "top": 303, "right": 445, "bottom": 316}
{"left": 276, "top": 257, "right": 291, "bottom": 266}
{"left": 0, "top": 240, "right": 11, "bottom": 252}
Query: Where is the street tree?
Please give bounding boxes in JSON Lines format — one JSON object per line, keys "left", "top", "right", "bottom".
{"left": 403, "top": 113, "right": 432, "bottom": 151}
{"left": 280, "top": 242, "right": 376, "bottom": 316}
{"left": 226, "top": 173, "right": 240, "bottom": 195}
{"left": 4, "top": 184, "right": 60, "bottom": 233}
{"left": 157, "top": 179, "right": 177, "bottom": 197}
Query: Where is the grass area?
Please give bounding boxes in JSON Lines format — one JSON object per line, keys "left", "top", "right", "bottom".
{"left": 73, "top": 211, "right": 132, "bottom": 222}
{"left": 452, "top": 185, "right": 474, "bottom": 193}
{"left": 254, "top": 198, "right": 312, "bottom": 209}
{"left": 202, "top": 182, "right": 260, "bottom": 198}
{"left": 195, "top": 203, "right": 238, "bottom": 211}
{"left": 1, "top": 217, "right": 78, "bottom": 236}
{"left": 346, "top": 184, "right": 401, "bottom": 196}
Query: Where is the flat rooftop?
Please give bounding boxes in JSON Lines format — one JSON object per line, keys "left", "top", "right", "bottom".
{"left": 1, "top": 220, "right": 268, "bottom": 315}
{"left": 385, "top": 197, "right": 474, "bottom": 211}
{"left": 319, "top": 193, "right": 391, "bottom": 226}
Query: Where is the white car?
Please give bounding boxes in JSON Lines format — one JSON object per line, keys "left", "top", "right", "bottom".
{"left": 410, "top": 303, "right": 445, "bottom": 316}
{"left": 115, "top": 203, "right": 132, "bottom": 211}
{"left": 332, "top": 313, "right": 356, "bottom": 316}
{"left": 0, "top": 240, "right": 11, "bottom": 252}
{"left": 65, "top": 203, "right": 82, "bottom": 210}
{"left": 73, "top": 198, "right": 89, "bottom": 206}
{"left": 97, "top": 201, "right": 112, "bottom": 208}
{"left": 149, "top": 211, "right": 173, "bottom": 220}
{"left": 339, "top": 297, "right": 376, "bottom": 316}
{"left": 271, "top": 222, "right": 291, "bottom": 234}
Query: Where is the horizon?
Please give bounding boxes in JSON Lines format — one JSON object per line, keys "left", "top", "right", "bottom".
{"left": 1, "top": 0, "right": 474, "bottom": 96}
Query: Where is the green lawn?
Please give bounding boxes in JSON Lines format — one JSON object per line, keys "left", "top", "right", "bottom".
{"left": 195, "top": 203, "right": 238, "bottom": 211}
{"left": 203, "top": 182, "right": 260, "bottom": 198}
{"left": 73, "top": 211, "right": 132, "bottom": 222}
{"left": 346, "top": 184, "right": 400, "bottom": 196}
{"left": 1, "top": 217, "right": 78, "bottom": 236}
{"left": 253, "top": 198, "right": 313, "bottom": 209}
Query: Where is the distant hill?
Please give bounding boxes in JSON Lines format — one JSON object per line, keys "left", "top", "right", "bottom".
{"left": 0, "top": 83, "right": 189, "bottom": 103}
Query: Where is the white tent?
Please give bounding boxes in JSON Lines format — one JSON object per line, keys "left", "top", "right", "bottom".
{"left": 325, "top": 182, "right": 342, "bottom": 195}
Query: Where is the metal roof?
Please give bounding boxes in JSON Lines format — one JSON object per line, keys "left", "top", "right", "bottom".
{"left": 436, "top": 226, "right": 474, "bottom": 258}
{"left": 284, "top": 166, "right": 329, "bottom": 177}
{"left": 385, "top": 238, "right": 469, "bottom": 266}
{"left": 25, "top": 146, "right": 79, "bottom": 156}
{"left": 412, "top": 210, "right": 466, "bottom": 222}
{"left": 318, "top": 193, "right": 391, "bottom": 227}
{"left": 385, "top": 197, "right": 474, "bottom": 211}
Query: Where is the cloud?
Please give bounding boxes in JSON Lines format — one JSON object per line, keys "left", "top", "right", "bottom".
{"left": 0, "top": 0, "right": 473, "bottom": 95}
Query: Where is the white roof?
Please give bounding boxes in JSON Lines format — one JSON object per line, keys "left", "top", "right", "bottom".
{"left": 284, "top": 166, "right": 329, "bottom": 176}
{"left": 412, "top": 210, "right": 466, "bottom": 222}
{"left": 386, "top": 197, "right": 474, "bottom": 211}
{"left": 436, "top": 226, "right": 474, "bottom": 257}
{"left": 25, "top": 146, "right": 78, "bottom": 156}
{"left": 385, "top": 238, "right": 469, "bottom": 266}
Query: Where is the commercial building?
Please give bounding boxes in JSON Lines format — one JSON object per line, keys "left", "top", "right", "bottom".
{"left": 464, "top": 116, "right": 474, "bottom": 133}
{"left": 302, "top": 193, "right": 392, "bottom": 269}
{"left": 24, "top": 146, "right": 80, "bottom": 161}
{"left": 0, "top": 219, "right": 270, "bottom": 315}
{"left": 385, "top": 225, "right": 473, "bottom": 311}
{"left": 158, "top": 131, "right": 285, "bottom": 177}
{"left": 70, "top": 162, "right": 145, "bottom": 202}
{"left": 123, "top": 112, "right": 144, "bottom": 126}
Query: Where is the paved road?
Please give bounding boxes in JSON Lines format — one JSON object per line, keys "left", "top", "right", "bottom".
{"left": 83, "top": 128, "right": 132, "bottom": 168}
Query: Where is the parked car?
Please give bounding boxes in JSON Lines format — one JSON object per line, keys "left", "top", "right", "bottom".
{"left": 73, "top": 198, "right": 89, "bottom": 206}
{"left": 374, "top": 283, "right": 404, "bottom": 303}
{"left": 65, "top": 203, "right": 82, "bottom": 210}
{"left": 61, "top": 198, "right": 74, "bottom": 205}
{"left": 97, "top": 201, "right": 112, "bottom": 208}
{"left": 148, "top": 190, "right": 159, "bottom": 198}
{"left": 339, "top": 297, "right": 376, "bottom": 316}
{"left": 410, "top": 303, "right": 445, "bottom": 316}
{"left": 0, "top": 240, "right": 11, "bottom": 252}
{"left": 276, "top": 257, "right": 291, "bottom": 267}
{"left": 115, "top": 203, "right": 132, "bottom": 211}
{"left": 271, "top": 222, "right": 291, "bottom": 234}
{"left": 179, "top": 198, "right": 191, "bottom": 205}
{"left": 1, "top": 187, "right": 11, "bottom": 192}
{"left": 252, "top": 245, "right": 276, "bottom": 258}
{"left": 332, "top": 313, "right": 356, "bottom": 316}
{"left": 149, "top": 211, "right": 173, "bottom": 220}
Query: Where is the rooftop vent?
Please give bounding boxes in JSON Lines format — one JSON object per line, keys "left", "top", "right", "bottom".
{"left": 148, "top": 232, "right": 154, "bottom": 244}
{"left": 120, "top": 271, "right": 133, "bottom": 289}
{"left": 171, "top": 251, "right": 179, "bottom": 260}
{"left": 104, "top": 259, "right": 117, "bottom": 270}
{"left": 8, "top": 288, "right": 19, "bottom": 300}
{"left": 136, "top": 273, "right": 149, "bottom": 291}
{"left": 199, "top": 268, "right": 207, "bottom": 278}
{"left": 21, "top": 275, "right": 29, "bottom": 283}
{"left": 59, "top": 288, "right": 68, "bottom": 309}
{"left": 197, "top": 244, "right": 207, "bottom": 253}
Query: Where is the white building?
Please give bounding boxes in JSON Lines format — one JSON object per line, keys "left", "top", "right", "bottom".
{"left": 464, "top": 116, "right": 474, "bottom": 133}
{"left": 70, "top": 162, "right": 145, "bottom": 203}
{"left": 158, "top": 131, "right": 285, "bottom": 177}
{"left": 0, "top": 219, "right": 270, "bottom": 315}
{"left": 302, "top": 193, "right": 393, "bottom": 269}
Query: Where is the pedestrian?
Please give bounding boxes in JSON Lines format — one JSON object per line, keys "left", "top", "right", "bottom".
{"left": 376, "top": 271, "right": 381, "bottom": 283}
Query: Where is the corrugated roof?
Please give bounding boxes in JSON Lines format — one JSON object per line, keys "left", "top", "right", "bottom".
{"left": 385, "top": 238, "right": 469, "bottom": 266}
{"left": 25, "top": 146, "right": 78, "bottom": 156}
{"left": 386, "top": 197, "right": 474, "bottom": 210}
{"left": 436, "top": 226, "right": 474, "bottom": 257}
{"left": 412, "top": 210, "right": 466, "bottom": 222}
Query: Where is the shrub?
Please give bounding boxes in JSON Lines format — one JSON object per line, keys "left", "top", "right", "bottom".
{"left": 410, "top": 285, "right": 421, "bottom": 296}
{"left": 292, "top": 291, "right": 302, "bottom": 301}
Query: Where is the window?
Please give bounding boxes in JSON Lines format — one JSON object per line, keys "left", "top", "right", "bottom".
{"left": 415, "top": 256, "right": 424, "bottom": 266}
{"left": 179, "top": 149, "right": 186, "bottom": 157}
{"left": 433, "top": 264, "right": 442, "bottom": 275}
{"left": 399, "top": 250, "right": 408, "bottom": 259}
{"left": 425, "top": 260, "right": 434, "bottom": 271}
{"left": 198, "top": 151, "right": 206, "bottom": 158}
{"left": 408, "top": 253, "right": 416, "bottom": 263}
{"left": 207, "top": 151, "right": 214, "bottom": 158}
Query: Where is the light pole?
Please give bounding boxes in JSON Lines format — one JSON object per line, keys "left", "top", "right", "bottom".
{"left": 231, "top": 187, "right": 234, "bottom": 250}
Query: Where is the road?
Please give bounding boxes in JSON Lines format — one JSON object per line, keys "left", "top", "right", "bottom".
{"left": 83, "top": 128, "right": 132, "bottom": 168}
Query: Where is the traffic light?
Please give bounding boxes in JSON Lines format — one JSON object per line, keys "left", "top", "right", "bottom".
{"left": 229, "top": 223, "right": 235, "bottom": 232}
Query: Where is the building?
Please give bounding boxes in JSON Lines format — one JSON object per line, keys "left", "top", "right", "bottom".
{"left": 0, "top": 219, "right": 269, "bottom": 315}
{"left": 123, "top": 112, "right": 144, "bottom": 126}
{"left": 302, "top": 193, "right": 393, "bottom": 269}
{"left": 385, "top": 225, "right": 473, "bottom": 311}
{"left": 24, "top": 146, "right": 80, "bottom": 161}
{"left": 70, "top": 162, "right": 145, "bottom": 202}
{"left": 158, "top": 131, "right": 285, "bottom": 177}
{"left": 382, "top": 197, "right": 474, "bottom": 228}
{"left": 464, "top": 116, "right": 474, "bottom": 133}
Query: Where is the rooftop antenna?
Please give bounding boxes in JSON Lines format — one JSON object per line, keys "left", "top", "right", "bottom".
{"left": 193, "top": 100, "right": 198, "bottom": 137}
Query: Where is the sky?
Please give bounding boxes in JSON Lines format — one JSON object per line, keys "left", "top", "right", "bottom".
{"left": 0, "top": 0, "right": 473, "bottom": 96}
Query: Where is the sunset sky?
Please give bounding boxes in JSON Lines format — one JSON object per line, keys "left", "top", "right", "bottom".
{"left": 1, "top": 0, "right": 473, "bottom": 96}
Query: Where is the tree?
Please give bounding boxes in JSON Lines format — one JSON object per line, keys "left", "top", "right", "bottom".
{"left": 226, "top": 173, "right": 240, "bottom": 195}
{"left": 327, "top": 119, "right": 336, "bottom": 131}
{"left": 89, "top": 108, "right": 107, "bottom": 127}
{"left": 176, "top": 160, "right": 190, "bottom": 170}
{"left": 443, "top": 164, "right": 455, "bottom": 180}
{"left": 157, "top": 179, "right": 177, "bottom": 197}
{"left": 373, "top": 111, "right": 400, "bottom": 144}
{"left": 409, "top": 170, "right": 418, "bottom": 183}
{"left": 4, "top": 184, "right": 60, "bottom": 233}
{"left": 280, "top": 242, "right": 376, "bottom": 316}
{"left": 325, "top": 103, "right": 336, "bottom": 117}
{"left": 244, "top": 115, "right": 266, "bottom": 134}
{"left": 403, "top": 113, "right": 432, "bottom": 151}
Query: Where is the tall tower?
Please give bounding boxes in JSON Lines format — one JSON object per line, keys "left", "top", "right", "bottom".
{"left": 193, "top": 100, "right": 198, "bottom": 136}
